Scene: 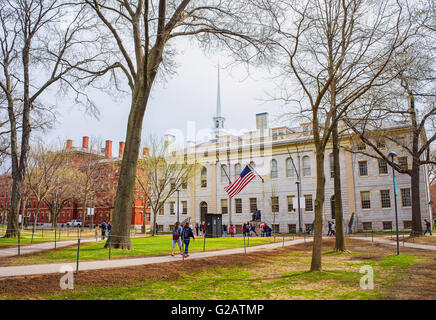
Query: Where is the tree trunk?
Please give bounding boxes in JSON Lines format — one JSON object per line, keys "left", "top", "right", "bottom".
{"left": 332, "top": 123, "right": 345, "bottom": 251}
{"left": 105, "top": 85, "right": 150, "bottom": 249}
{"left": 310, "top": 148, "right": 325, "bottom": 272}
{"left": 410, "top": 158, "right": 422, "bottom": 237}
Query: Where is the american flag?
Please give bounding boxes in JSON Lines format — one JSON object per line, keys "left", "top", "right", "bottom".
{"left": 224, "top": 165, "right": 256, "bottom": 198}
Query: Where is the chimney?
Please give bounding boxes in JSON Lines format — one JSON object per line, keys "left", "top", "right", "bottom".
{"left": 119, "top": 141, "right": 125, "bottom": 158}
{"left": 105, "top": 140, "right": 112, "bottom": 159}
{"left": 143, "top": 147, "right": 149, "bottom": 156}
{"left": 66, "top": 139, "right": 73, "bottom": 150}
{"left": 82, "top": 136, "right": 89, "bottom": 149}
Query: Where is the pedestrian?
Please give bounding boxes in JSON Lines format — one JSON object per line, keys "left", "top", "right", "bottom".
{"left": 424, "top": 219, "right": 432, "bottom": 236}
{"left": 202, "top": 221, "right": 206, "bottom": 236}
{"left": 223, "top": 224, "right": 227, "bottom": 237}
{"left": 195, "top": 223, "right": 199, "bottom": 236}
{"left": 100, "top": 221, "right": 107, "bottom": 240}
{"left": 181, "top": 222, "right": 195, "bottom": 258}
{"left": 331, "top": 221, "right": 336, "bottom": 236}
{"left": 251, "top": 224, "right": 258, "bottom": 236}
{"left": 242, "top": 223, "right": 247, "bottom": 237}
{"left": 327, "top": 220, "right": 332, "bottom": 236}
{"left": 155, "top": 222, "right": 158, "bottom": 235}
{"left": 107, "top": 221, "right": 112, "bottom": 238}
{"left": 229, "top": 224, "right": 235, "bottom": 237}
{"left": 171, "top": 222, "right": 183, "bottom": 256}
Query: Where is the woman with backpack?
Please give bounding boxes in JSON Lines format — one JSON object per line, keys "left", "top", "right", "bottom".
{"left": 171, "top": 222, "right": 183, "bottom": 256}
{"left": 181, "top": 222, "right": 195, "bottom": 258}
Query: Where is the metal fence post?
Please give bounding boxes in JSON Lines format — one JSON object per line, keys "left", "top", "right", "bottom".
{"left": 54, "top": 227, "right": 57, "bottom": 249}
{"left": 283, "top": 235, "right": 285, "bottom": 247}
{"left": 17, "top": 230, "right": 20, "bottom": 256}
{"left": 108, "top": 235, "right": 111, "bottom": 260}
{"left": 76, "top": 238, "right": 81, "bottom": 273}
{"left": 244, "top": 234, "right": 246, "bottom": 254}
{"left": 372, "top": 230, "right": 373, "bottom": 242}
{"left": 203, "top": 234, "right": 206, "bottom": 252}
{"left": 31, "top": 227, "right": 34, "bottom": 244}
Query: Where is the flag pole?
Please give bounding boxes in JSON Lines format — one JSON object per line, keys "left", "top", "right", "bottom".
{"left": 247, "top": 164, "right": 264, "bottom": 183}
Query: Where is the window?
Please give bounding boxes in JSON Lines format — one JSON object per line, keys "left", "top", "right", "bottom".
{"left": 329, "top": 153, "right": 334, "bottom": 178}
{"left": 287, "top": 195, "right": 295, "bottom": 212}
{"left": 378, "top": 159, "right": 388, "bottom": 174}
{"left": 401, "top": 188, "right": 411, "bottom": 207}
{"left": 288, "top": 224, "right": 296, "bottom": 233}
{"left": 359, "top": 161, "right": 368, "bottom": 176}
{"left": 377, "top": 139, "right": 386, "bottom": 148}
{"left": 361, "top": 191, "right": 371, "bottom": 209}
{"left": 271, "top": 197, "right": 279, "bottom": 213}
{"left": 403, "top": 220, "right": 412, "bottom": 229}
{"left": 235, "top": 199, "right": 242, "bottom": 214}
{"left": 271, "top": 159, "right": 278, "bottom": 178}
{"left": 158, "top": 203, "right": 164, "bottom": 216}
{"left": 200, "top": 167, "right": 207, "bottom": 188}
{"left": 169, "top": 202, "right": 175, "bottom": 215}
{"left": 398, "top": 157, "right": 408, "bottom": 171}
{"left": 221, "top": 199, "right": 228, "bottom": 214}
{"left": 304, "top": 195, "right": 313, "bottom": 212}
{"left": 170, "top": 178, "right": 176, "bottom": 190}
{"left": 234, "top": 163, "right": 241, "bottom": 177}
{"left": 383, "top": 221, "right": 392, "bottom": 230}
{"left": 181, "top": 178, "right": 187, "bottom": 189}
{"left": 286, "top": 158, "right": 295, "bottom": 177}
{"left": 302, "top": 156, "right": 311, "bottom": 177}
{"left": 182, "top": 201, "right": 187, "bottom": 214}
{"left": 221, "top": 165, "right": 228, "bottom": 183}
{"left": 357, "top": 143, "right": 366, "bottom": 150}
{"left": 380, "top": 190, "right": 391, "bottom": 208}
{"left": 249, "top": 198, "right": 257, "bottom": 213}
{"left": 363, "top": 222, "right": 372, "bottom": 231}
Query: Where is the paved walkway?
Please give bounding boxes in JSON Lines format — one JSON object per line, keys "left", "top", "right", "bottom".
{"left": 352, "top": 236, "right": 436, "bottom": 251}
{"left": 0, "top": 238, "right": 98, "bottom": 258}
{"left": 0, "top": 238, "right": 312, "bottom": 277}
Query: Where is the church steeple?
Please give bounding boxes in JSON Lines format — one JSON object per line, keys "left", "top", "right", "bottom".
{"left": 213, "top": 65, "right": 225, "bottom": 137}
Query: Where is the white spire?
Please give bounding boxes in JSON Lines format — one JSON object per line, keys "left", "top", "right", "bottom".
{"left": 213, "top": 63, "right": 225, "bottom": 137}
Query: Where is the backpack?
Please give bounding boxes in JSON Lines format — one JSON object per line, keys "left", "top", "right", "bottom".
{"left": 182, "top": 227, "right": 191, "bottom": 239}
{"left": 172, "top": 228, "right": 180, "bottom": 240}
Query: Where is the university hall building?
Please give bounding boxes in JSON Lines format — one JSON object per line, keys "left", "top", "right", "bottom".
{"left": 154, "top": 73, "right": 433, "bottom": 234}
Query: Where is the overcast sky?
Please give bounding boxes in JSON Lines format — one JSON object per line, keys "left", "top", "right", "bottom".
{"left": 44, "top": 41, "right": 287, "bottom": 157}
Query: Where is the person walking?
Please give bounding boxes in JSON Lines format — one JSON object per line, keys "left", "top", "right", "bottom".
{"left": 424, "top": 219, "right": 432, "bottom": 236}
{"left": 202, "top": 221, "right": 206, "bottom": 236}
{"left": 229, "top": 224, "right": 235, "bottom": 237}
{"left": 181, "top": 222, "right": 195, "bottom": 258}
{"left": 100, "top": 221, "right": 107, "bottom": 240}
{"left": 251, "top": 224, "right": 258, "bottom": 236}
{"left": 223, "top": 224, "right": 227, "bottom": 237}
{"left": 195, "top": 223, "right": 199, "bottom": 237}
{"left": 331, "top": 221, "right": 336, "bottom": 236}
{"left": 171, "top": 222, "right": 183, "bottom": 256}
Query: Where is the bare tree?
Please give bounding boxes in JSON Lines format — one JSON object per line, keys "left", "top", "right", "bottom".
{"left": 82, "top": 0, "right": 260, "bottom": 249}
{"left": 247, "top": 0, "right": 416, "bottom": 270}
{"left": 136, "top": 136, "right": 196, "bottom": 237}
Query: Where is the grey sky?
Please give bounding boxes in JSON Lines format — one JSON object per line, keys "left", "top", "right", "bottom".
{"left": 45, "top": 43, "right": 286, "bottom": 156}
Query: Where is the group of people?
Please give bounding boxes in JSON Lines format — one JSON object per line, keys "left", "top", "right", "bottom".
{"left": 194, "top": 222, "right": 206, "bottom": 237}
{"left": 222, "top": 224, "right": 236, "bottom": 237}
{"left": 99, "top": 221, "right": 111, "bottom": 240}
{"left": 243, "top": 222, "right": 258, "bottom": 237}
{"left": 171, "top": 221, "right": 195, "bottom": 258}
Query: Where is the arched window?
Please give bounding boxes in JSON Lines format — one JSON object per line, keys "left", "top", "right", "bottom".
{"left": 271, "top": 159, "right": 278, "bottom": 178}
{"left": 302, "top": 156, "right": 311, "bottom": 177}
{"left": 234, "top": 163, "right": 241, "bottom": 177}
{"left": 201, "top": 167, "right": 207, "bottom": 188}
{"left": 221, "top": 165, "right": 228, "bottom": 183}
{"left": 286, "top": 158, "right": 295, "bottom": 177}
{"left": 200, "top": 202, "right": 208, "bottom": 222}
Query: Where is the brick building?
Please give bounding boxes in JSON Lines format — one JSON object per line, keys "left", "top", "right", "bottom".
{"left": 0, "top": 137, "right": 150, "bottom": 228}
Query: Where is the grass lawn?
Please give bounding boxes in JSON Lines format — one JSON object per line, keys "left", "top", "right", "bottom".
{"left": 43, "top": 245, "right": 430, "bottom": 300}
{"left": 2, "top": 235, "right": 288, "bottom": 265}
